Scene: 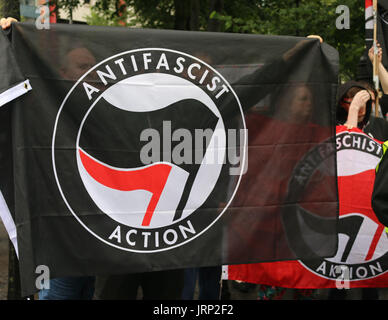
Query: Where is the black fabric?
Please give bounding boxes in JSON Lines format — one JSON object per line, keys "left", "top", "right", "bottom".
{"left": 380, "top": 94, "right": 388, "bottom": 116}
{"left": 1, "top": 22, "right": 339, "bottom": 296}
{"left": 0, "top": 29, "right": 25, "bottom": 95}
{"left": 372, "top": 143, "right": 388, "bottom": 227}
{"left": 94, "top": 270, "right": 184, "bottom": 300}
{"left": 365, "top": 116, "right": 388, "bottom": 141}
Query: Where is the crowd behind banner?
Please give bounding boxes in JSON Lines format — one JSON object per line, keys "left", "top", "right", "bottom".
{"left": 227, "top": 34, "right": 388, "bottom": 299}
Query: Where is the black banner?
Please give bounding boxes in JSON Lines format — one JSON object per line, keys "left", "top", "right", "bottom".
{"left": 0, "top": 23, "right": 339, "bottom": 296}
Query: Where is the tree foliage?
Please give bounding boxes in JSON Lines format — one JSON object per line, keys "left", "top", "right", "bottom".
{"left": 85, "top": 0, "right": 365, "bottom": 81}
{"left": 88, "top": 0, "right": 225, "bottom": 31}
{"left": 50, "top": 0, "right": 82, "bottom": 23}
{"left": 0, "top": 0, "right": 21, "bottom": 20}
{"left": 209, "top": 0, "right": 365, "bottom": 81}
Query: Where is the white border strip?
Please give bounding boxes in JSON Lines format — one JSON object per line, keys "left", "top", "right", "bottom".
{"left": 0, "top": 190, "right": 18, "bottom": 257}
{"left": 365, "top": 6, "right": 374, "bottom": 29}
{"left": 221, "top": 265, "right": 229, "bottom": 280}
{"left": 0, "top": 80, "right": 32, "bottom": 107}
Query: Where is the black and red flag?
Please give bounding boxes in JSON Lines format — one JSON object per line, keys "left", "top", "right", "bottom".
{"left": 0, "top": 23, "right": 339, "bottom": 296}
{"left": 227, "top": 127, "right": 388, "bottom": 289}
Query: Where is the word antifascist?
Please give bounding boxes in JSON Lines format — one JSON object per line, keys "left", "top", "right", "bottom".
{"left": 82, "top": 51, "right": 230, "bottom": 101}
{"left": 336, "top": 132, "right": 382, "bottom": 156}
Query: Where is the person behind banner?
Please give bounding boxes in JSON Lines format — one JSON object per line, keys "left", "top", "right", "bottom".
{"left": 228, "top": 81, "right": 331, "bottom": 300}
{"left": 359, "top": 80, "right": 388, "bottom": 142}
{"left": 338, "top": 79, "right": 387, "bottom": 141}
{"left": 328, "top": 80, "right": 380, "bottom": 301}
{"left": 336, "top": 81, "right": 373, "bottom": 130}
{"left": 368, "top": 42, "right": 388, "bottom": 96}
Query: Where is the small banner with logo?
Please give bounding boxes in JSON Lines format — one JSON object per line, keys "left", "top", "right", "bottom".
{"left": 226, "top": 126, "right": 388, "bottom": 288}
{"left": 0, "top": 23, "right": 339, "bottom": 296}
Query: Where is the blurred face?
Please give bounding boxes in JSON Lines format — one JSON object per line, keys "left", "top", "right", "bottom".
{"left": 340, "top": 89, "right": 373, "bottom": 123}
{"left": 341, "top": 97, "right": 365, "bottom": 122}
{"left": 289, "top": 86, "right": 313, "bottom": 122}
{"left": 60, "top": 48, "right": 96, "bottom": 81}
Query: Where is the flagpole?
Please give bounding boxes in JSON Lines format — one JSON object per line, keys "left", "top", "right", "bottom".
{"left": 373, "top": 0, "right": 382, "bottom": 117}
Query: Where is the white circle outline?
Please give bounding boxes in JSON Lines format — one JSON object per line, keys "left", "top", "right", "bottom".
{"left": 52, "top": 48, "right": 247, "bottom": 253}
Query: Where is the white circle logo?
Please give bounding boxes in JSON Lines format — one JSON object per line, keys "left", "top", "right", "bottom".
{"left": 52, "top": 48, "right": 246, "bottom": 252}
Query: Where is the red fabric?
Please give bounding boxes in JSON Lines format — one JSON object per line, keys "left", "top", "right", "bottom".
{"left": 227, "top": 126, "right": 388, "bottom": 288}
{"left": 226, "top": 112, "right": 334, "bottom": 262}
{"left": 79, "top": 148, "right": 172, "bottom": 226}
{"left": 50, "top": 4, "right": 57, "bottom": 23}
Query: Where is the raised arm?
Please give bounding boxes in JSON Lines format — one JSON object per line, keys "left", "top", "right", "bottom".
{"left": 344, "top": 90, "right": 371, "bottom": 129}
{"left": 369, "top": 42, "right": 388, "bottom": 94}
